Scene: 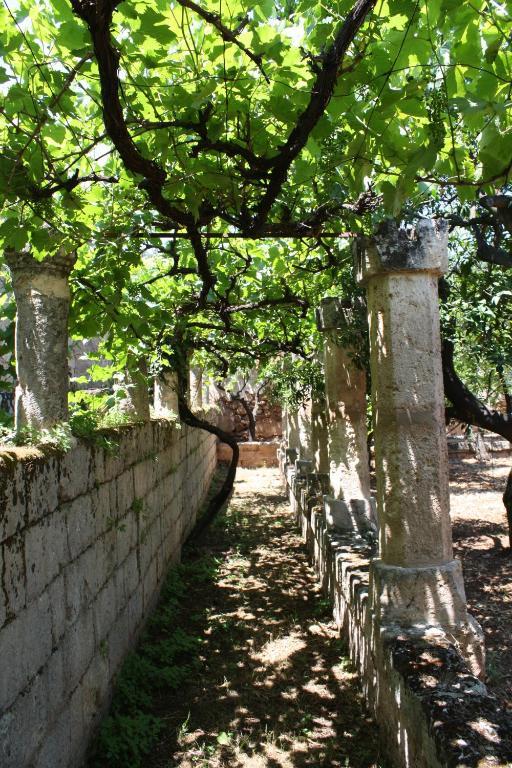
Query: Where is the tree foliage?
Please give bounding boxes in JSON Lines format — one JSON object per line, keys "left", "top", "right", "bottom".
{"left": 0, "top": 0, "right": 510, "bottom": 406}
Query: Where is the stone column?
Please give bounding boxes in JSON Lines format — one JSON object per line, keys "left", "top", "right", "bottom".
{"left": 114, "top": 356, "right": 150, "bottom": 422}
{"left": 355, "top": 220, "right": 484, "bottom": 674}
{"left": 297, "top": 400, "right": 314, "bottom": 460}
{"left": 154, "top": 369, "right": 179, "bottom": 416}
{"left": 311, "top": 396, "right": 329, "bottom": 474}
{"left": 316, "top": 297, "right": 373, "bottom": 530}
{"left": 5, "top": 248, "right": 76, "bottom": 431}
{"left": 189, "top": 366, "right": 203, "bottom": 410}
{"left": 286, "top": 406, "right": 299, "bottom": 451}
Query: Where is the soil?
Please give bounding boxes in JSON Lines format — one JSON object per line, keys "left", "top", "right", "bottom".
{"left": 144, "top": 468, "right": 386, "bottom": 768}
{"left": 449, "top": 455, "right": 512, "bottom": 711}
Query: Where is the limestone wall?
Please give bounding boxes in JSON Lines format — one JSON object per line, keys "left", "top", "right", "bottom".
{"left": 0, "top": 420, "right": 217, "bottom": 768}
{"left": 217, "top": 440, "right": 279, "bottom": 468}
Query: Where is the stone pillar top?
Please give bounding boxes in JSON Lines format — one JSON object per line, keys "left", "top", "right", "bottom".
{"left": 316, "top": 296, "right": 354, "bottom": 332}
{"left": 5, "top": 248, "right": 77, "bottom": 280}
{"left": 354, "top": 219, "right": 448, "bottom": 284}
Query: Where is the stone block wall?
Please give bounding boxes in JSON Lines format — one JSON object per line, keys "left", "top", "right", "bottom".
{"left": 282, "top": 463, "right": 512, "bottom": 768}
{"left": 217, "top": 440, "right": 279, "bottom": 468}
{"left": 0, "top": 419, "right": 217, "bottom": 768}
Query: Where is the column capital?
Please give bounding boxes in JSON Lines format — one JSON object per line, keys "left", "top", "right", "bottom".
{"left": 5, "top": 248, "right": 77, "bottom": 280}
{"left": 354, "top": 219, "right": 448, "bottom": 285}
{"left": 316, "top": 296, "right": 354, "bottom": 332}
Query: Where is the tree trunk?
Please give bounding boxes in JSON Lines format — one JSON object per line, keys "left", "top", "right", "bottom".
{"left": 442, "top": 336, "right": 512, "bottom": 442}
{"left": 238, "top": 396, "right": 257, "bottom": 440}
{"left": 176, "top": 369, "right": 239, "bottom": 541}
{"left": 442, "top": 333, "right": 512, "bottom": 547}
{"left": 504, "top": 469, "right": 512, "bottom": 550}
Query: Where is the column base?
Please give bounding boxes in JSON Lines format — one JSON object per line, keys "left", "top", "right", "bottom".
{"left": 370, "top": 559, "right": 485, "bottom": 677}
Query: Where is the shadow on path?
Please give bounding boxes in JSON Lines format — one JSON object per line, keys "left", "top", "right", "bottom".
{"left": 144, "top": 468, "right": 384, "bottom": 768}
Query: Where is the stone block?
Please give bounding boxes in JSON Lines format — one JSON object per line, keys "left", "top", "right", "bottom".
{"left": 59, "top": 443, "right": 92, "bottom": 502}
{"left": 43, "top": 649, "right": 66, "bottom": 719}
{"left": 0, "top": 671, "right": 47, "bottom": 768}
{"left": 116, "top": 468, "right": 135, "bottom": 516}
{"left": 25, "top": 512, "right": 69, "bottom": 602}
{"left": 62, "top": 609, "right": 95, "bottom": 696}
{"left": 90, "top": 444, "right": 105, "bottom": 485}
{"left": 133, "top": 458, "right": 155, "bottom": 499}
{"left": 127, "top": 583, "right": 144, "bottom": 633}
{"left": 323, "top": 496, "right": 359, "bottom": 533}
{"left": 112, "top": 510, "right": 134, "bottom": 567}
{"left": 160, "top": 473, "right": 176, "bottom": 508}
{"left": 0, "top": 460, "right": 26, "bottom": 544}
{"left": 93, "top": 578, "right": 117, "bottom": 645}
{"left": 48, "top": 573, "right": 66, "bottom": 645}
{"left": 2, "top": 533, "right": 26, "bottom": 615}
{"left": 108, "top": 479, "right": 118, "bottom": 520}
{"left": 96, "top": 529, "right": 117, "bottom": 592}
{"left": 113, "top": 564, "right": 128, "bottom": 616}
{"left": 142, "top": 557, "right": 158, "bottom": 611}
{"left": 63, "top": 548, "right": 95, "bottom": 628}
{"left": 0, "top": 562, "right": 6, "bottom": 629}
{"left": 34, "top": 705, "right": 71, "bottom": 768}
{"left": 68, "top": 678, "right": 86, "bottom": 763}
{"left": 91, "top": 482, "right": 111, "bottom": 538}
{"left": 107, "top": 605, "right": 131, "bottom": 675}
{"left": 81, "top": 653, "right": 110, "bottom": 736}
{"left": 64, "top": 494, "right": 95, "bottom": 559}
{"left": 24, "top": 455, "right": 59, "bottom": 524}
{"left": 102, "top": 448, "right": 124, "bottom": 483}
{"left": 138, "top": 523, "right": 153, "bottom": 577}
{"left": 155, "top": 447, "right": 173, "bottom": 481}
{"left": 118, "top": 426, "right": 141, "bottom": 470}
{"left": 0, "top": 592, "right": 52, "bottom": 712}
{"left": 164, "top": 530, "right": 180, "bottom": 567}
{"left": 169, "top": 435, "right": 180, "bottom": 468}
{"left": 123, "top": 548, "right": 140, "bottom": 598}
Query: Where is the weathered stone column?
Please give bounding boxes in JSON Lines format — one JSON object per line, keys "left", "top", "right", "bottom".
{"left": 114, "top": 356, "right": 150, "bottom": 422}
{"left": 316, "top": 297, "right": 373, "bottom": 529}
{"left": 189, "top": 366, "right": 203, "bottom": 409}
{"left": 311, "top": 396, "right": 329, "bottom": 474}
{"left": 154, "top": 369, "right": 179, "bottom": 416}
{"left": 5, "top": 249, "right": 76, "bottom": 430}
{"left": 297, "top": 400, "right": 314, "bottom": 460}
{"left": 355, "top": 220, "right": 484, "bottom": 673}
{"left": 286, "top": 406, "right": 299, "bottom": 451}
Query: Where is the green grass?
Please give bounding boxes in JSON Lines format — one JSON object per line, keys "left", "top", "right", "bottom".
{"left": 88, "top": 557, "right": 221, "bottom": 768}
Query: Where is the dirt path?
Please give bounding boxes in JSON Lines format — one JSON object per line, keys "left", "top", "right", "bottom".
{"left": 145, "top": 468, "right": 384, "bottom": 768}
{"left": 449, "top": 456, "right": 512, "bottom": 710}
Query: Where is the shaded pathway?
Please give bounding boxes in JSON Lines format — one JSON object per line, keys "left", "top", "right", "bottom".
{"left": 145, "top": 468, "right": 385, "bottom": 768}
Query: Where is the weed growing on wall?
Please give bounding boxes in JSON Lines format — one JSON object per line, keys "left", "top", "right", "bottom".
{"left": 0, "top": 422, "right": 74, "bottom": 451}
{"left": 88, "top": 557, "right": 220, "bottom": 768}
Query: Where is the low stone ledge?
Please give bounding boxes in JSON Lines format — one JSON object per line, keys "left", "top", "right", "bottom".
{"left": 447, "top": 435, "right": 511, "bottom": 456}
{"left": 390, "top": 635, "right": 512, "bottom": 768}
{"left": 282, "top": 471, "right": 512, "bottom": 768}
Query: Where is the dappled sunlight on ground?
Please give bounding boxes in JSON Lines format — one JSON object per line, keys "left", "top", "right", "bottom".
{"left": 144, "top": 468, "right": 384, "bottom": 768}
{"left": 449, "top": 457, "right": 512, "bottom": 711}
